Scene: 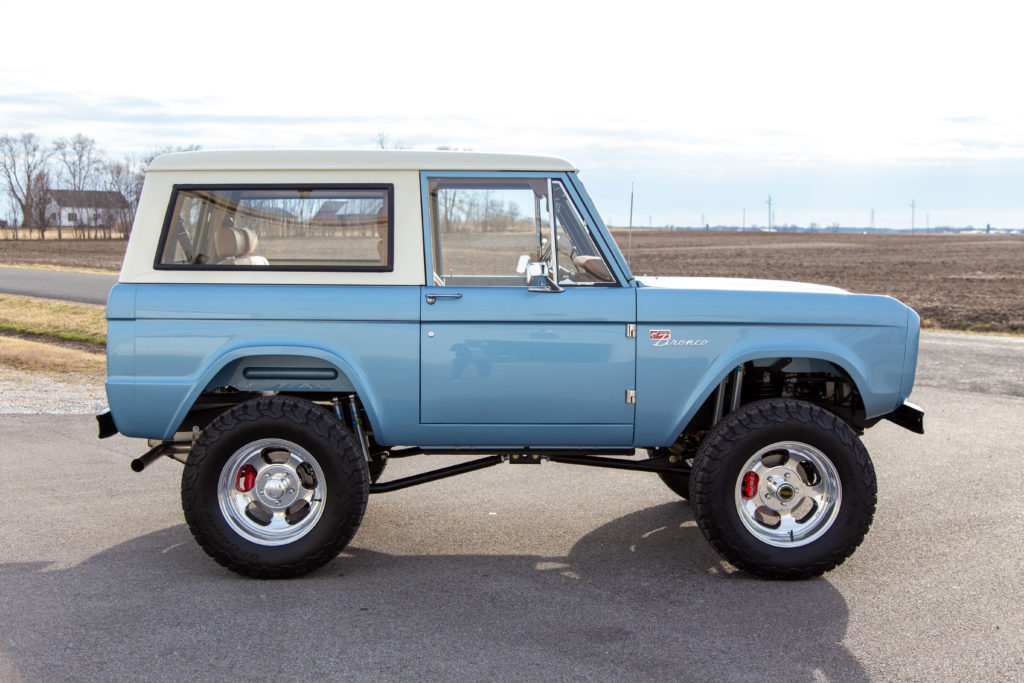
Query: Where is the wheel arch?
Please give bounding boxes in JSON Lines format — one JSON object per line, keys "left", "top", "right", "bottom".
{"left": 164, "top": 344, "right": 384, "bottom": 439}
{"left": 662, "top": 346, "right": 874, "bottom": 445}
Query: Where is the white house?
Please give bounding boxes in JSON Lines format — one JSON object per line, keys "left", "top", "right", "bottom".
{"left": 46, "top": 190, "right": 129, "bottom": 229}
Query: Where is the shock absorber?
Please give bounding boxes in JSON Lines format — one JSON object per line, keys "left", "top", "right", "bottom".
{"left": 729, "top": 364, "right": 746, "bottom": 412}
{"left": 347, "top": 395, "right": 371, "bottom": 463}
{"left": 712, "top": 363, "right": 746, "bottom": 424}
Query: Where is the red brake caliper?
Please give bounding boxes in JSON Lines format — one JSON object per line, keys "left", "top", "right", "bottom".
{"left": 741, "top": 471, "right": 759, "bottom": 500}
{"left": 236, "top": 464, "right": 257, "bottom": 493}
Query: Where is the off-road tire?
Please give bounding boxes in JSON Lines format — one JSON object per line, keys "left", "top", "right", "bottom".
{"left": 181, "top": 395, "right": 368, "bottom": 579}
{"left": 690, "top": 398, "right": 876, "bottom": 579}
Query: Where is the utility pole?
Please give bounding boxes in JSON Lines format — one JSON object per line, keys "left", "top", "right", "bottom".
{"left": 910, "top": 199, "right": 916, "bottom": 234}
{"left": 766, "top": 195, "right": 773, "bottom": 231}
{"left": 870, "top": 209, "right": 875, "bottom": 229}
{"left": 627, "top": 183, "right": 634, "bottom": 267}
{"left": 742, "top": 208, "right": 746, "bottom": 230}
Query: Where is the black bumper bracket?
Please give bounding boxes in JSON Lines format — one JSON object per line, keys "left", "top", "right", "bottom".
{"left": 97, "top": 409, "right": 118, "bottom": 439}
{"left": 885, "top": 401, "right": 925, "bottom": 434}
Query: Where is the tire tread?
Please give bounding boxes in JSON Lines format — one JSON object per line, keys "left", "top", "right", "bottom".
{"left": 690, "top": 398, "right": 876, "bottom": 580}
{"left": 181, "top": 395, "right": 368, "bottom": 579}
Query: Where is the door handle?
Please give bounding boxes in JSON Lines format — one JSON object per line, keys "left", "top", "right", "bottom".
{"left": 425, "top": 293, "right": 463, "bottom": 305}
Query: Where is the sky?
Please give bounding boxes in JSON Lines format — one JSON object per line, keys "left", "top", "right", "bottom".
{"left": 2, "top": 0, "right": 1022, "bottom": 229}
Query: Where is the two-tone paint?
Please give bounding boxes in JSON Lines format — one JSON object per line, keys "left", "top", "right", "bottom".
{"left": 105, "top": 151, "right": 920, "bottom": 448}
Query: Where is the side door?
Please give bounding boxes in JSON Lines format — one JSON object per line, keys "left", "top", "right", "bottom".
{"left": 419, "top": 172, "right": 636, "bottom": 446}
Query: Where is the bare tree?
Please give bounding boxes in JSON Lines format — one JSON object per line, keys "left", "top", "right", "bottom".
{"left": 98, "top": 145, "right": 200, "bottom": 238}
{"left": 374, "top": 129, "right": 410, "bottom": 150}
{"left": 2, "top": 195, "right": 18, "bottom": 240}
{"left": 27, "top": 167, "right": 53, "bottom": 236}
{"left": 438, "top": 187, "right": 459, "bottom": 233}
{"left": 0, "top": 132, "right": 54, "bottom": 236}
{"left": 53, "top": 133, "right": 103, "bottom": 238}
{"left": 101, "top": 156, "right": 144, "bottom": 238}
{"left": 53, "top": 133, "right": 102, "bottom": 191}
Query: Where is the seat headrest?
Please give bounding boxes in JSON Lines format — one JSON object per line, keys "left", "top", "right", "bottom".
{"left": 215, "top": 227, "right": 259, "bottom": 259}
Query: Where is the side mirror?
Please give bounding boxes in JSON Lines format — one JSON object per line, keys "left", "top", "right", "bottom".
{"left": 527, "top": 262, "right": 564, "bottom": 293}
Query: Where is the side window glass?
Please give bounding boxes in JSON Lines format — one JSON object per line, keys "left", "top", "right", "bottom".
{"left": 552, "top": 181, "right": 615, "bottom": 284}
{"left": 427, "top": 176, "right": 617, "bottom": 287}
{"left": 157, "top": 186, "right": 392, "bottom": 271}
{"left": 428, "top": 178, "right": 551, "bottom": 286}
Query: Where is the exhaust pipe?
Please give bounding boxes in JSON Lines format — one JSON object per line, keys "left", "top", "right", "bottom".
{"left": 131, "top": 441, "right": 191, "bottom": 472}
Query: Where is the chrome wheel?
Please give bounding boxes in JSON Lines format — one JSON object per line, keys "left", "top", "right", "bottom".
{"left": 217, "top": 438, "right": 327, "bottom": 546}
{"left": 733, "top": 441, "right": 841, "bottom": 548}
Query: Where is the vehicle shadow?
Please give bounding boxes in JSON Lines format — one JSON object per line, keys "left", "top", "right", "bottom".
{"left": 0, "top": 502, "right": 866, "bottom": 682}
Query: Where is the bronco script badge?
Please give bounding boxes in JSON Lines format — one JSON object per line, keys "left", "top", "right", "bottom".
{"left": 649, "top": 329, "right": 709, "bottom": 347}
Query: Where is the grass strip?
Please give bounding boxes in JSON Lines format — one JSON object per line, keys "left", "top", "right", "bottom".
{"left": 0, "top": 336, "right": 105, "bottom": 377}
{"left": 0, "top": 294, "right": 106, "bottom": 345}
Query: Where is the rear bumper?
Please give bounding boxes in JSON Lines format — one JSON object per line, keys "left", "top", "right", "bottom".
{"left": 884, "top": 401, "right": 925, "bottom": 434}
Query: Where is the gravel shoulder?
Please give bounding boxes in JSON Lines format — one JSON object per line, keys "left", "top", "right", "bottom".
{"left": 0, "top": 367, "right": 107, "bottom": 415}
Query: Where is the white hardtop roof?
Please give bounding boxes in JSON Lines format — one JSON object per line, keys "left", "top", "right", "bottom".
{"left": 146, "top": 149, "right": 578, "bottom": 173}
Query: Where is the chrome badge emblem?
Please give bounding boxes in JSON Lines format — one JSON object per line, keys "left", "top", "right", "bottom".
{"left": 649, "top": 329, "right": 709, "bottom": 347}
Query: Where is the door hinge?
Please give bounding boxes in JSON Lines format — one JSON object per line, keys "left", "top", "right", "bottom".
{"left": 625, "top": 389, "right": 636, "bottom": 404}
{"left": 626, "top": 323, "right": 636, "bottom": 338}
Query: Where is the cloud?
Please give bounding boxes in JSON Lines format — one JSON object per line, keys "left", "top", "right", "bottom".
{"left": 2, "top": 86, "right": 1022, "bottom": 229}
{"left": 944, "top": 116, "right": 989, "bottom": 125}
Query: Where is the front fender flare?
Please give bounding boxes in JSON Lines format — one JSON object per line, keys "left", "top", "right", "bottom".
{"left": 658, "top": 345, "right": 880, "bottom": 447}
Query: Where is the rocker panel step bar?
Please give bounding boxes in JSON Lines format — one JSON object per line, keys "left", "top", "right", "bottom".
{"left": 369, "top": 455, "right": 505, "bottom": 493}
{"left": 368, "top": 452, "right": 687, "bottom": 494}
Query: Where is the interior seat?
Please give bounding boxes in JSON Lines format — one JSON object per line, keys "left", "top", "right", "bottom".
{"left": 215, "top": 227, "right": 269, "bottom": 266}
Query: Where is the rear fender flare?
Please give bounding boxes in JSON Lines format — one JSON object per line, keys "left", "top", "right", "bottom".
{"left": 166, "top": 344, "right": 381, "bottom": 438}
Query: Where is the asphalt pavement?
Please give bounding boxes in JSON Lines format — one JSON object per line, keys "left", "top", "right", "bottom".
{"left": 0, "top": 266, "right": 117, "bottom": 305}
{"left": 1, "top": 336, "right": 1022, "bottom": 680}
{"left": 0, "top": 266, "right": 1021, "bottom": 680}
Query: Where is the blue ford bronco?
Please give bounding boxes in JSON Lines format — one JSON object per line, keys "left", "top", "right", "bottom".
{"left": 98, "top": 150, "right": 924, "bottom": 579}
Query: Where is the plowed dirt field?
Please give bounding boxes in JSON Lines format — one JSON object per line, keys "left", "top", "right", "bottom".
{"left": 613, "top": 230, "right": 1024, "bottom": 333}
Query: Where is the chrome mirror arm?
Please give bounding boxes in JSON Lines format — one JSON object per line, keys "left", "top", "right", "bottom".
{"left": 526, "top": 261, "right": 564, "bottom": 293}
